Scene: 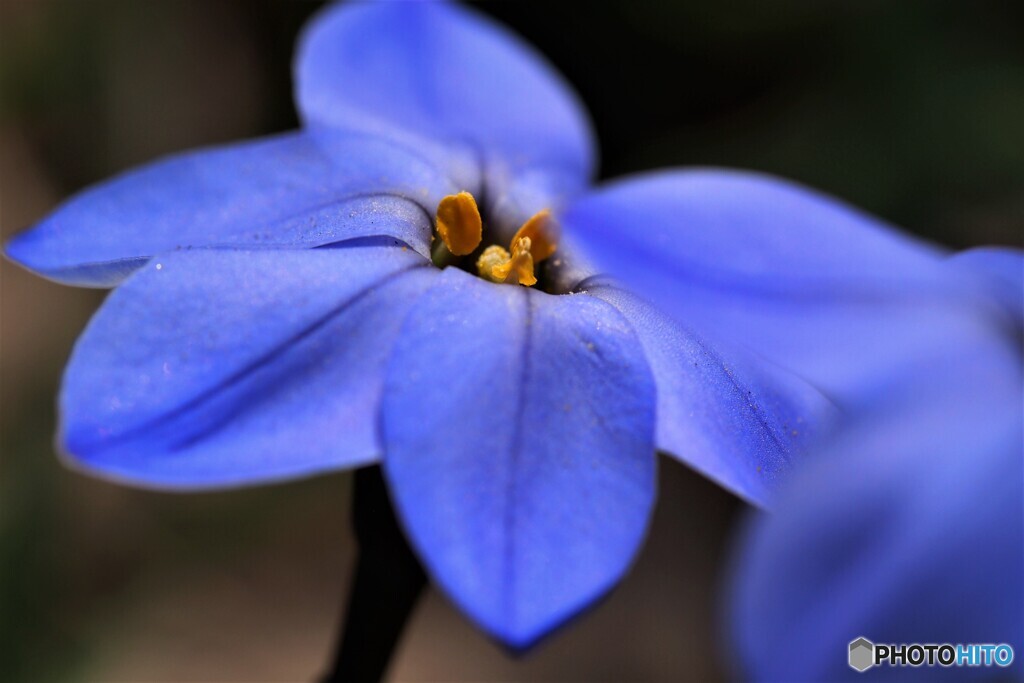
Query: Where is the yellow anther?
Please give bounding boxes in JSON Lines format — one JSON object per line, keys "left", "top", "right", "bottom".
{"left": 510, "top": 209, "right": 557, "bottom": 264}
{"left": 476, "top": 245, "right": 511, "bottom": 283}
{"left": 436, "top": 191, "right": 482, "bottom": 256}
{"left": 491, "top": 236, "right": 537, "bottom": 286}
{"left": 469, "top": 209, "right": 558, "bottom": 287}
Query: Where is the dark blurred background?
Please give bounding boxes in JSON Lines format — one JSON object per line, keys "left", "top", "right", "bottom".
{"left": 1, "top": 1, "right": 1021, "bottom": 681}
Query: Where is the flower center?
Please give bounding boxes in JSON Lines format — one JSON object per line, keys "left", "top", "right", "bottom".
{"left": 433, "top": 192, "right": 557, "bottom": 287}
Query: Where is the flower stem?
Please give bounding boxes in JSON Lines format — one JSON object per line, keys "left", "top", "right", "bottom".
{"left": 321, "top": 466, "right": 427, "bottom": 683}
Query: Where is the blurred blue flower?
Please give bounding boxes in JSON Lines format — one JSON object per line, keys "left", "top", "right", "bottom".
{"left": 726, "top": 255, "right": 1023, "bottom": 680}
{"left": 4, "top": 0, "right": 1009, "bottom": 648}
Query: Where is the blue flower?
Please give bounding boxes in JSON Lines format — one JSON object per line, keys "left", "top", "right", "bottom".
{"left": 2, "top": 0, "right": 999, "bottom": 648}
{"left": 726, "top": 254, "right": 1024, "bottom": 681}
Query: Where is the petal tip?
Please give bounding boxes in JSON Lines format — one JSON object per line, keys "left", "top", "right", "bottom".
{"left": 3, "top": 228, "right": 40, "bottom": 272}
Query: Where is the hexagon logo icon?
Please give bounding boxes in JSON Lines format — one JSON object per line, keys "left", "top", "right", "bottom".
{"left": 849, "top": 637, "right": 874, "bottom": 672}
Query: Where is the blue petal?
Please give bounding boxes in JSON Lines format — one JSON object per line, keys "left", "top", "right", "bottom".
{"left": 560, "top": 170, "right": 995, "bottom": 400}
{"left": 948, "top": 246, "right": 1024, "bottom": 324}
{"left": 728, "top": 324, "right": 1023, "bottom": 681}
{"left": 587, "top": 284, "right": 837, "bottom": 508}
{"left": 5, "top": 131, "right": 453, "bottom": 286}
{"left": 380, "top": 268, "right": 656, "bottom": 647}
{"left": 60, "top": 245, "right": 435, "bottom": 488}
{"left": 296, "top": 1, "right": 595, "bottom": 236}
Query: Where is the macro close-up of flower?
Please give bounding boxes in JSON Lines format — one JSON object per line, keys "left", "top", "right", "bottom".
{"left": 6, "top": 0, "right": 840, "bottom": 645}
{"left": 2, "top": 1, "right": 1021, "bottom": 681}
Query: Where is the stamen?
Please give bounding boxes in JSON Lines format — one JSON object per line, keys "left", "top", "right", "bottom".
{"left": 472, "top": 209, "right": 558, "bottom": 287}
{"left": 491, "top": 236, "right": 537, "bottom": 286}
{"left": 510, "top": 209, "right": 557, "bottom": 264}
{"left": 476, "top": 245, "right": 511, "bottom": 284}
{"left": 435, "top": 191, "right": 482, "bottom": 256}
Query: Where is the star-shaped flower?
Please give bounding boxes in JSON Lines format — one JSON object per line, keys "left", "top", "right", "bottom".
{"left": 3, "top": 0, "right": 991, "bottom": 648}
